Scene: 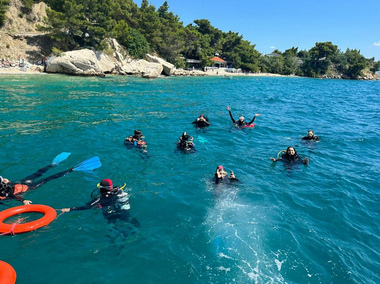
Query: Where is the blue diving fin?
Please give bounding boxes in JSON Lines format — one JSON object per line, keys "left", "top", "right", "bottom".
{"left": 51, "top": 152, "right": 71, "bottom": 166}
{"left": 72, "top": 156, "right": 102, "bottom": 171}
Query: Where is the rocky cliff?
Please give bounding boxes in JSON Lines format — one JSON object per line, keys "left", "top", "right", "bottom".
{"left": 0, "top": 0, "right": 206, "bottom": 78}
{"left": 0, "top": 0, "right": 51, "bottom": 63}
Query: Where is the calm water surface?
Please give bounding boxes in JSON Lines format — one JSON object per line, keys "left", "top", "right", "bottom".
{"left": 0, "top": 74, "right": 379, "bottom": 283}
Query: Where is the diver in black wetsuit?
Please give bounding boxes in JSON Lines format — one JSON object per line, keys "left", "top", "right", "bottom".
{"left": 270, "top": 146, "right": 309, "bottom": 165}
{"left": 192, "top": 114, "right": 210, "bottom": 128}
{"left": 61, "top": 179, "right": 140, "bottom": 237}
{"left": 0, "top": 167, "right": 72, "bottom": 205}
{"left": 302, "top": 130, "right": 320, "bottom": 141}
{"left": 0, "top": 154, "right": 81, "bottom": 205}
{"left": 229, "top": 171, "right": 239, "bottom": 182}
{"left": 124, "top": 129, "right": 149, "bottom": 158}
{"left": 177, "top": 132, "right": 195, "bottom": 151}
{"left": 125, "top": 129, "right": 147, "bottom": 147}
{"left": 226, "top": 106, "right": 260, "bottom": 127}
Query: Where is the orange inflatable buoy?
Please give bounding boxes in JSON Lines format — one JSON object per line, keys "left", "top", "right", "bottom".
{"left": 0, "top": 205, "right": 57, "bottom": 234}
{"left": 0, "top": 261, "right": 17, "bottom": 284}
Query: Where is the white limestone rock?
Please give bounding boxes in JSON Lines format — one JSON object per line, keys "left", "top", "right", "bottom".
{"left": 46, "top": 49, "right": 104, "bottom": 76}
{"left": 145, "top": 54, "right": 174, "bottom": 76}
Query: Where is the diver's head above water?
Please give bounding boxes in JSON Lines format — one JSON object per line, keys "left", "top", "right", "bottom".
{"left": 181, "top": 132, "right": 189, "bottom": 140}
{"left": 98, "top": 179, "right": 115, "bottom": 196}
{"left": 286, "top": 147, "right": 296, "bottom": 156}
{"left": 0, "top": 176, "right": 10, "bottom": 184}
{"left": 133, "top": 129, "right": 143, "bottom": 139}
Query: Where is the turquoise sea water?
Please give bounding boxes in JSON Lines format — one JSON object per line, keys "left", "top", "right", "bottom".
{"left": 0, "top": 74, "right": 379, "bottom": 283}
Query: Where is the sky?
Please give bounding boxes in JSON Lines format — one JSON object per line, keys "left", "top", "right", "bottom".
{"left": 142, "top": 0, "right": 380, "bottom": 60}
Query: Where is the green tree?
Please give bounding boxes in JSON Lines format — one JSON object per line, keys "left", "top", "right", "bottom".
{"left": 301, "top": 42, "right": 338, "bottom": 77}
{"left": 22, "top": 0, "right": 33, "bottom": 14}
{"left": 44, "top": 0, "right": 65, "bottom": 12}
{"left": 267, "top": 52, "right": 284, "bottom": 74}
{"left": 221, "top": 33, "right": 260, "bottom": 72}
{"left": 183, "top": 23, "right": 215, "bottom": 66}
{"left": 367, "top": 57, "right": 380, "bottom": 74}
{"left": 182, "top": 25, "right": 202, "bottom": 59}
{"left": 45, "top": 2, "right": 84, "bottom": 50}
{"left": 111, "top": 20, "right": 131, "bottom": 48}
{"left": 155, "top": 1, "right": 185, "bottom": 63}
{"left": 0, "top": 0, "right": 9, "bottom": 27}
{"left": 237, "top": 40, "right": 261, "bottom": 72}
{"left": 282, "top": 47, "right": 300, "bottom": 75}
{"left": 258, "top": 55, "right": 270, "bottom": 73}
{"left": 109, "top": 0, "right": 138, "bottom": 28}
{"left": 220, "top": 31, "right": 242, "bottom": 67}
{"left": 126, "top": 28, "right": 150, "bottom": 58}
{"left": 44, "top": 0, "right": 115, "bottom": 50}
{"left": 193, "top": 19, "right": 223, "bottom": 52}
{"left": 138, "top": 0, "right": 163, "bottom": 54}
{"left": 339, "top": 48, "right": 367, "bottom": 79}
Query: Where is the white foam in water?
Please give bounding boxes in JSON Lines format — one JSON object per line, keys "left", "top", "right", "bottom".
{"left": 204, "top": 185, "right": 282, "bottom": 283}
{"left": 246, "top": 271, "right": 259, "bottom": 283}
{"left": 217, "top": 266, "right": 231, "bottom": 273}
{"left": 275, "top": 259, "right": 284, "bottom": 271}
{"left": 218, "top": 252, "right": 234, "bottom": 260}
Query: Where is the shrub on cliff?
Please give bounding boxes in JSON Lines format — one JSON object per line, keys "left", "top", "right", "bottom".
{"left": 0, "top": 0, "right": 9, "bottom": 27}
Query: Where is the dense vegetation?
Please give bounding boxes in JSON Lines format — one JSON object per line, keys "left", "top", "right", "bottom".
{"left": 0, "top": 0, "right": 9, "bottom": 26}
{"left": 2, "top": 0, "right": 380, "bottom": 78}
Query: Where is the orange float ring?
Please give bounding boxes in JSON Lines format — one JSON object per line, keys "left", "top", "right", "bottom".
{"left": 0, "top": 205, "right": 57, "bottom": 234}
{"left": 0, "top": 261, "right": 17, "bottom": 284}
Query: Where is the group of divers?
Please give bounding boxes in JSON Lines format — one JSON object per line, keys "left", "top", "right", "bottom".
{"left": 0, "top": 106, "right": 319, "bottom": 237}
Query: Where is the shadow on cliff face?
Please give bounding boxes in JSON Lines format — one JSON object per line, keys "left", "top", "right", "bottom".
{"left": 25, "top": 34, "right": 53, "bottom": 63}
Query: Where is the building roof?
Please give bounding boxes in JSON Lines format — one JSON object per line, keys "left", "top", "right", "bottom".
{"left": 210, "top": 56, "right": 226, "bottom": 62}
{"left": 265, "top": 53, "right": 281, "bottom": 57}
{"left": 186, "top": 59, "right": 202, "bottom": 63}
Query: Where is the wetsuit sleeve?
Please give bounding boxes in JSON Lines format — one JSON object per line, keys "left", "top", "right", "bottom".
{"left": 247, "top": 116, "right": 257, "bottom": 125}
{"left": 228, "top": 110, "right": 236, "bottom": 123}
{"left": 70, "top": 197, "right": 100, "bottom": 211}
{"left": 9, "top": 192, "right": 25, "bottom": 203}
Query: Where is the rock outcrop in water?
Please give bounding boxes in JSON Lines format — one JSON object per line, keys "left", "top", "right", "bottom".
{"left": 46, "top": 49, "right": 103, "bottom": 76}
{"left": 44, "top": 38, "right": 190, "bottom": 78}
{"left": 145, "top": 54, "right": 174, "bottom": 76}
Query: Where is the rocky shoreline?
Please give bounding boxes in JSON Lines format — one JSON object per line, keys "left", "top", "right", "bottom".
{"left": 1, "top": 39, "right": 377, "bottom": 79}
{"left": 0, "top": 41, "right": 289, "bottom": 78}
